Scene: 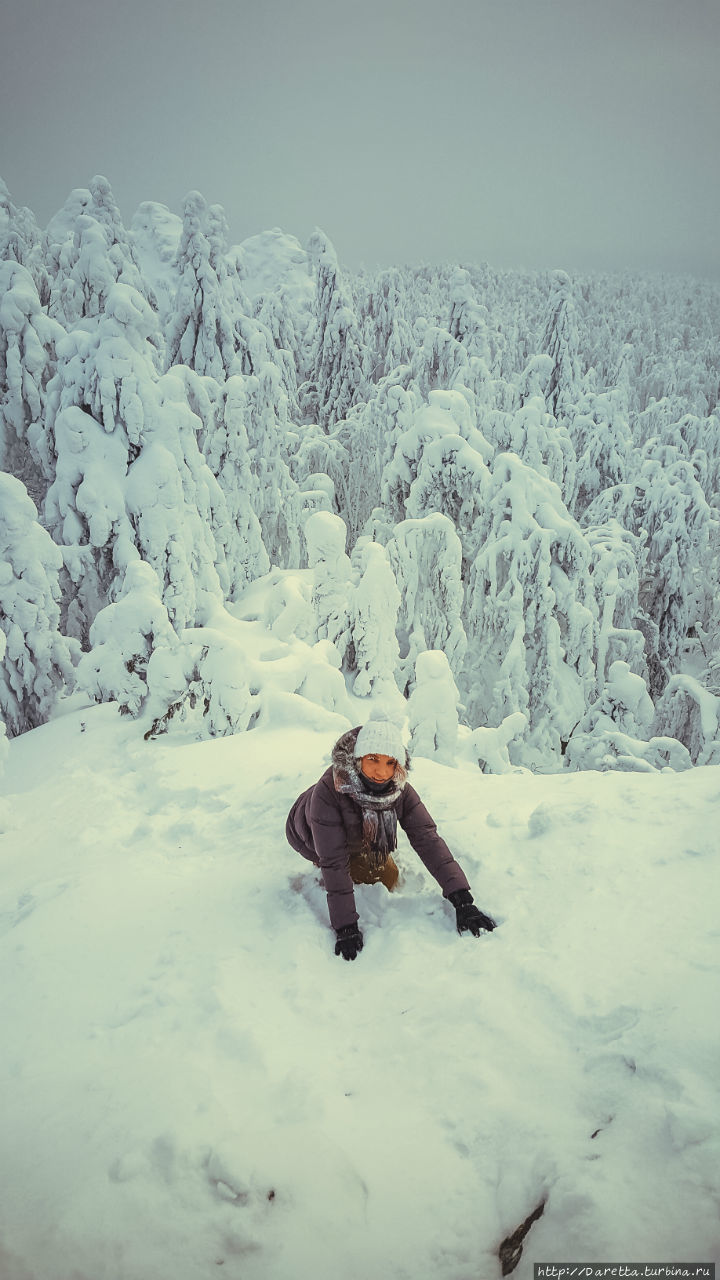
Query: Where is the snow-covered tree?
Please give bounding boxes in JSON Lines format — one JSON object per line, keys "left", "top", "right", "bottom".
{"left": 45, "top": 284, "right": 228, "bottom": 642}
{"left": 243, "top": 362, "right": 301, "bottom": 569}
{"left": 405, "top": 431, "right": 491, "bottom": 570}
{"left": 262, "top": 571, "right": 315, "bottom": 644}
{"left": 387, "top": 514, "right": 466, "bottom": 690}
{"left": 488, "top": 393, "right": 576, "bottom": 510}
{"left": 448, "top": 269, "right": 490, "bottom": 361}
{"left": 446, "top": 268, "right": 492, "bottom": 405}
{"left": 565, "top": 661, "right": 691, "bottom": 774}
{"left": 132, "top": 369, "right": 229, "bottom": 625}
{"left": 306, "top": 230, "right": 365, "bottom": 429}
{"left": 465, "top": 452, "right": 597, "bottom": 765}
{"left": 361, "top": 268, "right": 414, "bottom": 381}
{"left": 409, "top": 325, "right": 469, "bottom": 401}
{"left": 86, "top": 175, "right": 153, "bottom": 305}
{"left": 351, "top": 542, "right": 401, "bottom": 699}
{"left": 652, "top": 675, "right": 720, "bottom": 766}
{"left": 0, "top": 261, "right": 65, "bottom": 502}
{"left": 542, "top": 270, "right": 581, "bottom": 423}
{"left": 165, "top": 191, "right": 236, "bottom": 379}
{"left": 517, "top": 354, "right": 553, "bottom": 407}
{"left": 304, "top": 511, "right": 354, "bottom": 667}
{"left": 0, "top": 473, "right": 76, "bottom": 736}
{"left": 571, "top": 388, "right": 633, "bottom": 517}
{"left": 583, "top": 660, "right": 654, "bottom": 738}
{"left": 144, "top": 626, "right": 254, "bottom": 740}
{"left": 584, "top": 446, "right": 713, "bottom": 694}
{"left": 382, "top": 389, "right": 491, "bottom": 531}
{"left": 203, "top": 375, "right": 269, "bottom": 597}
{"left": 0, "top": 179, "right": 49, "bottom": 303}
{"left": 407, "top": 650, "right": 461, "bottom": 765}
{"left": 48, "top": 176, "right": 160, "bottom": 340}
{"left": 585, "top": 520, "right": 645, "bottom": 683}
{"left": 76, "top": 560, "right": 177, "bottom": 716}
{"left": 327, "top": 368, "right": 419, "bottom": 541}
{"left": 254, "top": 287, "right": 301, "bottom": 417}
{"left": 469, "top": 712, "right": 527, "bottom": 774}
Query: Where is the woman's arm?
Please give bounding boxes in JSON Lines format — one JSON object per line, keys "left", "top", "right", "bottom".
{"left": 399, "top": 785, "right": 471, "bottom": 897}
{"left": 307, "top": 778, "right": 359, "bottom": 931}
{"left": 400, "top": 786, "right": 496, "bottom": 933}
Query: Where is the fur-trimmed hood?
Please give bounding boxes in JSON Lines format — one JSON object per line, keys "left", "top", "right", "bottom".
{"left": 331, "top": 725, "right": 410, "bottom": 797}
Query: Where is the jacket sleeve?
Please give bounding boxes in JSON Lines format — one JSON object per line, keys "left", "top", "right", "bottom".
{"left": 399, "top": 785, "right": 470, "bottom": 897}
{"left": 307, "top": 776, "right": 358, "bottom": 931}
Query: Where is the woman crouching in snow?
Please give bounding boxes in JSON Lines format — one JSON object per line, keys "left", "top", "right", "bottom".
{"left": 286, "top": 710, "right": 496, "bottom": 960}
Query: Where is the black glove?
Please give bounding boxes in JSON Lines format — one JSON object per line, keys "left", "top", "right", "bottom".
{"left": 334, "top": 923, "right": 364, "bottom": 961}
{"left": 448, "top": 888, "right": 496, "bottom": 936}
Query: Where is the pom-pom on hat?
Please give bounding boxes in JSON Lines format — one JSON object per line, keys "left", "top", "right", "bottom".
{"left": 355, "top": 709, "right": 406, "bottom": 762}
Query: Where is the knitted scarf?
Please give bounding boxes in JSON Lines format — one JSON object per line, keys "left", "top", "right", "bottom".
{"left": 331, "top": 726, "right": 408, "bottom": 868}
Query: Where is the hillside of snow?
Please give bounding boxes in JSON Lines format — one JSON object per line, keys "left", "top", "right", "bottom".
{"left": 2, "top": 702, "right": 718, "bottom": 1280}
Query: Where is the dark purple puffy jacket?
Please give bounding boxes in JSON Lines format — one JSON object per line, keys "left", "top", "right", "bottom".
{"left": 286, "top": 764, "right": 470, "bottom": 930}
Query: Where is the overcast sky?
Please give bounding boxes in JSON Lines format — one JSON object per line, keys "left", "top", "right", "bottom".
{"left": 1, "top": 0, "right": 718, "bottom": 279}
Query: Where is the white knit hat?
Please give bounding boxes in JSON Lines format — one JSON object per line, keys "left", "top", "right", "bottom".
{"left": 354, "top": 710, "right": 405, "bottom": 762}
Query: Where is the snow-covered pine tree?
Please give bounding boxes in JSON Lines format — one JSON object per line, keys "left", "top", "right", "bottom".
{"left": 203, "top": 375, "right": 269, "bottom": 597}
{"left": 584, "top": 519, "right": 646, "bottom": 683}
{"left": 135, "top": 366, "right": 230, "bottom": 624}
{"left": 408, "top": 324, "right": 470, "bottom": 402}
{"left": 47, "top": 177, "right": 161, "bottom": 344}
{"left": 584, "top": 442, "right": 713, "bottom": 695}
{"left": 469, "top": 712, "right": 527, "bottom": 774}
{"left": 76, "top": 560, "right": 176, "bottom": 716}
{"left": 486, "top": 393, "right": 576, "bottom": 512}
{"left": 0, "top": 262, "right": 65, "bottom": 504}
{"left": 86, "top": 175, "right": 154, "bottom": 307}
{"left": 542, "top": 270, "right": 581, "bottom": 424}
{"left": 465, "top": 451, "right": 597, "bottom": 766}
{"left": 254, "top": 287, "right": 301, "bottom": 419}
{"left": 0, "top": 178, "right": 49, "bottom": 304}
{"left": 446, "top": 267, "right": 493, "bottom": 405}
{"left": 517, "top": 354, "right": 553, "bottom": 408}
{"left": 448, "top": 269, "right": 490, "bottom": 360}
{"left": 382, "top": 389, "right": 491, "bottom": 534}
{"left": 387, "top": 514, "right": 467, "bottom": 692}
{"left": 48, "top": 214, "right": 116, "bottom": 329}
{"left": 0, "top": 472, "right": 76, "bottom": 736}
{"left": 571, "top": 386, "right": 633, "bottom": 518}
{"left": 652, "top": 675, "right": 720, "bottom": 766}
{"left": 165, "top": 191, "right": 236, "bottom": 379}
{"left": 306, "top": 230, "right": 366, "bottom": 429}
{"left": 661, "top": 410, "right": 720, "bottom": 517}
{"left": 565, "top": 661, "right": 692, "bottom": 774}
{"left": 407, "top": 649, "right": 461, "bottom": 765}
{"left": 42, "top": 186, "right": 93, "bottom": 289}
{"left": 143, "top": 625, "right": 254, "bottom": 740}
{"left": 304, "top": 511, "right": 354, "bottom": 668}
{"left": 323, "top": 366, "right": 419, "bottom": 543}
{"left": 45, "top": 283, "right": 228, "bottom": 643}
{"left": 351, "top": 542, "right": 401, "bottom": 700}
{"left": 243, "top": 362, "right": 301, "bottom": 569}
{"left": 650, "top": 675, "right": 717, "bottom": 762}
{"left": 361, "top": 268, "right": 414, "bottom": 383}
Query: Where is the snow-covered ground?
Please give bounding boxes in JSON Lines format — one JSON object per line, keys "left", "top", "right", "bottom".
{"left": 1, "top": 702, "right": 718, "bottom": 1280}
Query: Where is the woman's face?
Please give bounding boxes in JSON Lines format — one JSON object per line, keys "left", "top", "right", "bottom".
{"left": 359, "top": 753, "right": 397, "bottom": 782}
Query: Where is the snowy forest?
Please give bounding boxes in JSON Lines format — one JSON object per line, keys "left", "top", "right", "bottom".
{"left": 1, "top": 173, "right": 719, "bottom": 774}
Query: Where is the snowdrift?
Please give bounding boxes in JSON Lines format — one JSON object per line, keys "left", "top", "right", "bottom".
{"left": 1, "top": 706, "right": 718, "bottom": 1279}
